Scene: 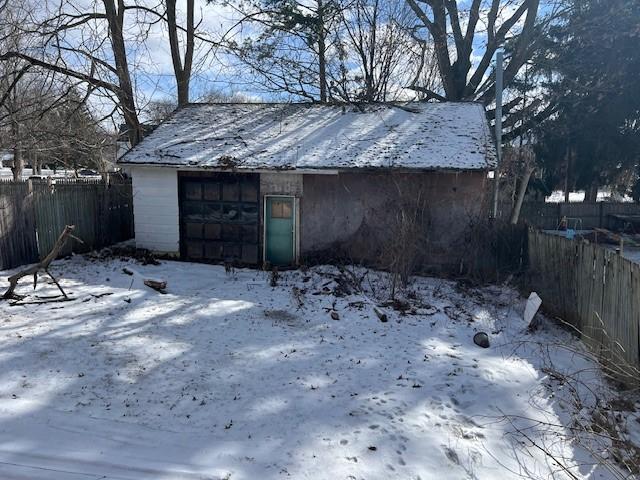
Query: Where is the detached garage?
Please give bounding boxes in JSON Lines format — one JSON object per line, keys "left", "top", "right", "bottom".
{"left": 119, "top": 102, "right": 496, "bottom": 269}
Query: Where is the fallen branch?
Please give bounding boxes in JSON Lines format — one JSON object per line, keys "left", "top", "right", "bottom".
{"left": 2, "top": 225, "right": 76, "bottom": 301}
{"left": 373, "top": 306, "right": 388, "bottom": 323}
{"left": 122, "top": 266, "right": 167, "bottom": 293}
{"left": 10, "top": 296, "right": 76, "bottom": 306}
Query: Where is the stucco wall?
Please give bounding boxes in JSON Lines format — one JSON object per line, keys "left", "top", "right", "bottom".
{"left": 300, "top": 171, "right": 489, "bottom": 269}
{"left": 130, "top": 167, "right": 180, "bottom": 255}
{"left": 128, "top": 168, "right": 488, "bottom": 268}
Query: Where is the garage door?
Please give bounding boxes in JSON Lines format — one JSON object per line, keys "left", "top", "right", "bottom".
{"left": 179, "top": 173, "right": 259, "bottom": 264}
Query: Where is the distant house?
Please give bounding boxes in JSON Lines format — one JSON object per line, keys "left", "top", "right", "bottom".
{"left": 118, "top": 102, "right": 496, "bottom": 269}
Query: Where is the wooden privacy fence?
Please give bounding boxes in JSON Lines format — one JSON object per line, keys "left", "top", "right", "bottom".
{"left": 0, "top": 182, "right": 38, "bottom": 270}
{"left": 528, "top": 229, "right": 640, "bottom": 379}
{"left": 0, "top": 178, "right": 134, "bottom": 270}
{"left": 499, "top": 201, "right": 640, "bottom": 230}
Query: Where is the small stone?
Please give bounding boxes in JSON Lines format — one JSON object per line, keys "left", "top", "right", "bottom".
{"left": 473, "top": 332, "right": 490, "bottom": 348}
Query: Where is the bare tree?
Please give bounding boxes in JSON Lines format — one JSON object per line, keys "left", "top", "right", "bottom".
{"left": 198, "top": 87, "right": 254, "bottom": 103}
{"left": 220, "top": 0, "right": 345, "bottom": 102}
{"left": 405, "top": 0, "right": 543, "bottom": 104}
{"left": 145, "top": 99, "right": 178, "bottom": 123}
{"left": 132, "top": 0, "right": 224, "bottom": 107}
{"left": 166, "top": 0, "right": 195, "bottom": 106}
{"left": 0, "top": 1, "right": 40, "bottom": 179}
{"left": 219, "top": 0, "right": 440, "bottom": 103}
{"left": 144, "top": 87, "right": 252, "bottom": 124}
{"left": 0, "top": 0, "right": 143, "bottom": 145}
{"left": 0, "top": 68, "right": 113, "bottom": 178}
{"left": 103, "top": 0, "right": 142, "bottom": 144}
{"left": 332, "top": 0, "right": 433, "bottom": 102}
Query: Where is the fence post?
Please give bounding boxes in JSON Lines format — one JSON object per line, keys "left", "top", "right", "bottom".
{"left": 558, "top": 203, "right": 563, "bottom": 229}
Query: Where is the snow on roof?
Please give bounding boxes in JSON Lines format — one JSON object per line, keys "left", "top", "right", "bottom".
{"left": 119, "top": 102, "right": 496, "bottom": 171}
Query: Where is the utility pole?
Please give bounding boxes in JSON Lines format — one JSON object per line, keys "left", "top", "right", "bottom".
{"left": 492, "top": 49, "right": 504, "bottom": 219}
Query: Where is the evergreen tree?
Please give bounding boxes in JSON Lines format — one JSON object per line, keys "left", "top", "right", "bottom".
{"left": 536, "top": 0, "right": 640, "bottom": 199}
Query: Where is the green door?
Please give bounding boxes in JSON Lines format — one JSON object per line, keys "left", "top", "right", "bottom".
{"left": 265, "top": 196, "right": 295, "bottom": 266}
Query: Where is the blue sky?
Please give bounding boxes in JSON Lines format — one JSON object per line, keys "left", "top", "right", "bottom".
{"left": 45, "top": 0, "right": 543, "bottom": 125}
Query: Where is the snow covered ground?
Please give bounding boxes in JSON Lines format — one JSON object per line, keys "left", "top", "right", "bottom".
{"left": 546, "top": 190, "right": 633, "bottom": 203}
{"left": 0, "top": 256, "right": 638, "bottom": 479}
{"left": 0, "top": 167, "right": 81, "bottom": 179}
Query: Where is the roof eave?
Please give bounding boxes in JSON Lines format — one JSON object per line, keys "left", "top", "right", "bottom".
{"left": 118, "top": 161, "right": 494, "bottom": 173}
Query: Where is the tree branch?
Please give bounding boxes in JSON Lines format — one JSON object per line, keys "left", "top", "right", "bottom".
{"left": 0, "top": 51, "right": 120, "bottom": 93}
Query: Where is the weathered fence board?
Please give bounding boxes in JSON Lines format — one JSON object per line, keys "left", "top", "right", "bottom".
{"left": 0, "top": 178, "right": 134, "bottom": 270}
{"left": 528, "top": 230, "right": 640, "bottom": 379}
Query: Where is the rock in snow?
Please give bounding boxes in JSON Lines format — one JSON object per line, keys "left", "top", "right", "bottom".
{"left": 473, "top": 331, "right": 490, "bottom": 348}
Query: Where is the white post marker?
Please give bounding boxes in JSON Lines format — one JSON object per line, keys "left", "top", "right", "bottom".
{"left": 524, "top": 292, "right": 542, "bottom": 328}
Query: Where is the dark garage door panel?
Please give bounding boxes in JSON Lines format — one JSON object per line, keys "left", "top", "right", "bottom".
{"left": 179, "top": 173, "right": 259, "bottom": 264}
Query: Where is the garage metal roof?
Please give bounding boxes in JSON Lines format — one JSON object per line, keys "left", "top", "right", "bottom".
{"left": 119, "top": 102, "right": 496, "bottom": 171}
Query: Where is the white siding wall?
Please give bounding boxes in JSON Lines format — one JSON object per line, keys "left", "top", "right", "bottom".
{"left": 131, "top": 167, "right": 180, "bottom": 255}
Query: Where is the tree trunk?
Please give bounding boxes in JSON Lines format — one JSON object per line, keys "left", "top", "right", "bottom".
{"left": 103, "top": 0, "right": 142, "bottom": 146}
{"left": 33, "top": 152, "right": 41, "bottom": 175}
{"left": 510, "top": 165, "right": 534, "bottom": 224}
{"left": 564, "top": 148, "right": 571, "bottom": 203}
{"left": 406, "top": 0, "right": 542, "bottom": 106}
{"left": 317, "top": 0, "right": 327, "bottom": 103}
{"left": 11, "top": 114, "right": 23, "bottom": 181}
{"left": 585, "top": 183, "right": 598, "bottom": 203}
{"left": 12, "top": 143, "right": 23, "bottom": 181}
{"left": 183, "top": 0, "right": 194, "bottom": 104}
{"left": 166, "top": 0, "right": 194, "bottom": 106}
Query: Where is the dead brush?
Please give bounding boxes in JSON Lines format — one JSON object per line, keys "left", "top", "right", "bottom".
{"left": 269, "top": 266, "right": 279, "bottom": 287}
{"left": 291, "top": 286, "right": 305, "bottom": 310}
{"left": 223, "top": 258, "right": 236, "bottom": 277}
{"left": 377, "top": 182, "right": 430, "bottom": 300}
{"left": 494, "top": 332, "right": 640, "bottom": 479}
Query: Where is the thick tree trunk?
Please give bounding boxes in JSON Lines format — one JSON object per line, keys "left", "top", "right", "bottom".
{"left": 166, "top": 0, "right": 194, "bottom": 106}
{"left": 510, "top": 166, "right": 534, "bottom": 224}
{"left": 406, "top": 0, "right": 541, "bottom": 105}
{"left": 103, "top": 0, "right": 142, "bottom": 146}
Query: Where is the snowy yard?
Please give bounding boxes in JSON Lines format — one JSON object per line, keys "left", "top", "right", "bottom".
{"left": 0, "top": 256, "right": 638, "bottom": 479}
